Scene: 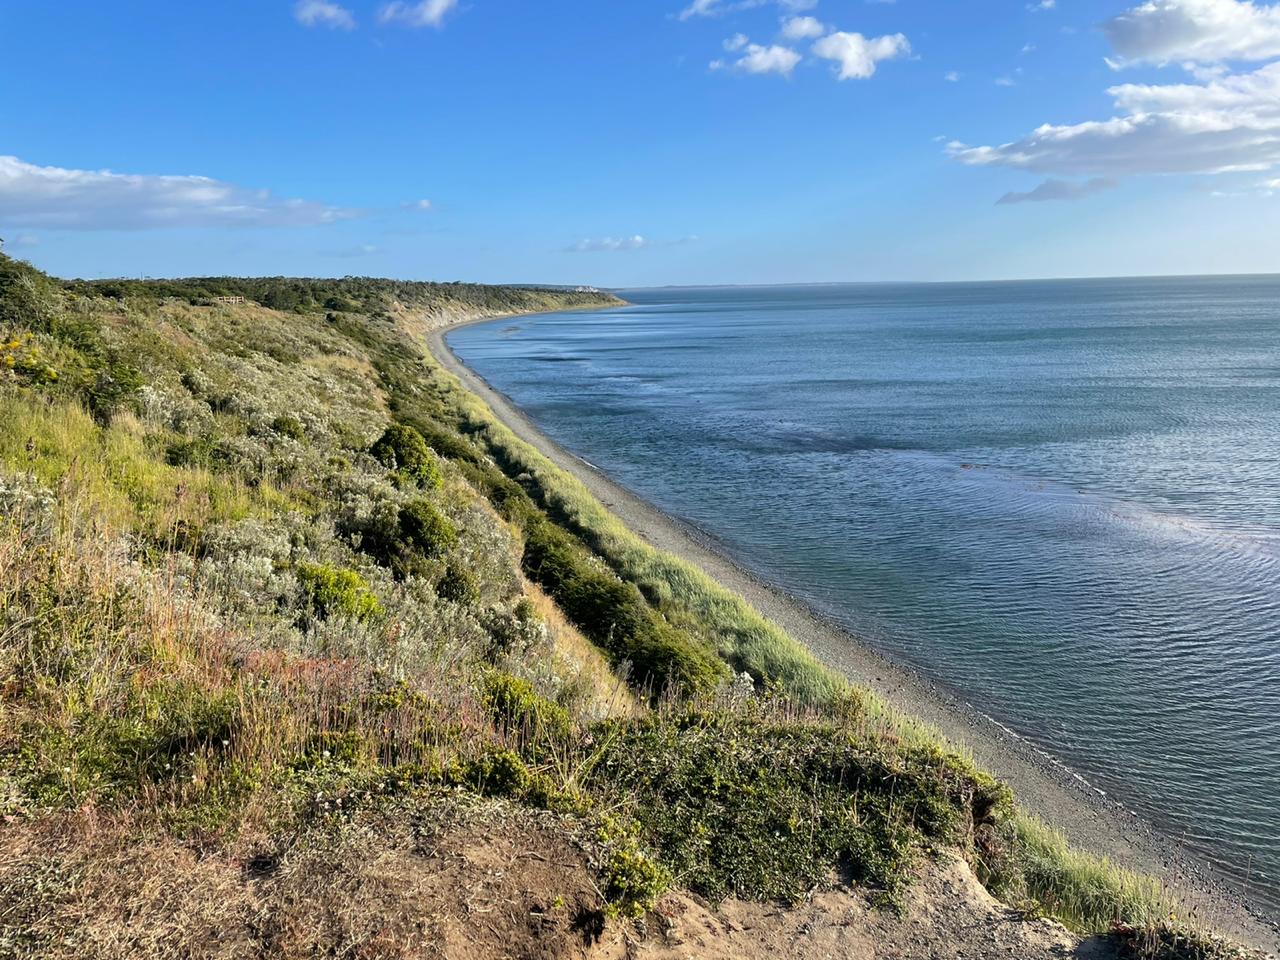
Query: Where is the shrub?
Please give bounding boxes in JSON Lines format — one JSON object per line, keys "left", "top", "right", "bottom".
{"left": 585, "top": 706, "right": 992, "bottom": 905}
{"left": 480, "top": 670, "right": 571, "bottom": 745}
{"left": 598, "top": 825, "right": 671, "bottom": 919}
{"left": 272, "top": 414, "right": 306, "bottom": 440}
{"left": 437, "top": 563, "right": 479, "bottom": 605}
{"left": 451, "top": 749, "right": 531, "bottom": 797}
{"left": 398, "top": 499, "right": 457, "bottom": 557}
{"left": 296, "top": 562, "right": 383, "bottom": 622}
{"left": 398, "top": 415, "right": 484, "bottom": 464}
{"left": 523, "top": 519, "right": 725, "bottom": 696}
{"left": 0, "top": 254, "right": 61, "bottom": 329}
{"left": 370, "top": 424, "right": 443, "bottom": 489}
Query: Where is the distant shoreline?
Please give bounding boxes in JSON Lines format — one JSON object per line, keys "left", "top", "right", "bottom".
{"left": 425, "top": 308, "right": 1280, "bottom": 954}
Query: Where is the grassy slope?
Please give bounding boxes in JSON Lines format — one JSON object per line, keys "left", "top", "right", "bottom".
{"left": 0, "top": 254, "right": 1249, "bottom": 960}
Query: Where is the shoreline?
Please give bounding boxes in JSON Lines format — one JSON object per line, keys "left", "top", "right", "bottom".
{"left": 425, "top": 309, "right": 1280, "bottom": 954}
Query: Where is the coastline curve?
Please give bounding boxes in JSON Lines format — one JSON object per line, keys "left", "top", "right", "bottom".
{"left": 425, "top": 308, "right": 1280, "bottom": 954}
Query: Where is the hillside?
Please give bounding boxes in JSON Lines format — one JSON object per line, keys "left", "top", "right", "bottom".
{"left": 0, "top": 253, "right": 1258, "bottom": 960}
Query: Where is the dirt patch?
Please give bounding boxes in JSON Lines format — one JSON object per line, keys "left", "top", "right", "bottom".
{"left": 0, "top": 798, "right": 615, "bottom": 960}
{"left": 638, "top": 855, "right": 1115, "bottom": 960}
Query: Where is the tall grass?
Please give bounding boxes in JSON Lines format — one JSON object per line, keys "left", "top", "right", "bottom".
{"left": 993, "top": 814, "right": 1173, "bottom": 933}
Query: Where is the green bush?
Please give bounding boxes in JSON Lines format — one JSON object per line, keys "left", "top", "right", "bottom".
{"left": 370, "top": 423, "right": 443, "bottom": 489}
{"left": 272, "top": 414, "right": 306, "bottom": 440}
{"left": 585, "top": 707, "right": 994, "bottom": 905}
{"left": 437, "top": 563, "right": 479, "bottom": 605}
{"left": 398, "top": 499, "right": 457, "bottom": 556}
{"left": 599, "top": 824, "right": 672, "bottom": 919}
{"left": 523, "top": 519, "right": 725, "bottom": 695}
{"left": 480, "top": 670, "right": 571, "bottom": 744}
{"left": 296, "top": 562, "right": 383, "bottom": 622}
{"left": 0, "top": 254, "right": 61, "bottom": 329}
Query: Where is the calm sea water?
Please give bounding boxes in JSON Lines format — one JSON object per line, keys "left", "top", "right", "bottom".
{"left": 448, "top": 278, "right": 1280, "bottom": 915}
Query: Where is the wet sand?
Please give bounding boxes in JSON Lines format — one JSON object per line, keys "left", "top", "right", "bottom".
{"left": 424, "top": 310, "right": 1280, "bottom": 955}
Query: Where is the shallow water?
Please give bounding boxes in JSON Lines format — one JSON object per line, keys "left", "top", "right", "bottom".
{"left": 448, "top": 278, "right": 1280, "bottom": 916}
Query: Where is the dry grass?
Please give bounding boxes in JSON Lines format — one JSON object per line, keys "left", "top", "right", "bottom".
{"left": 523, "top": 581, "right": 640, "bottom": 720}
{"left": 0, "top": 797, "right": 611, "bottom": 960}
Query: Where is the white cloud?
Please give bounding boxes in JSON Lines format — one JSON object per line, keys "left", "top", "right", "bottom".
{"left": 997, "top": 177, "right": 1120, "bottom": 203}
{"left": 725, "top": 33, "right": 750, "bottom": 51}
{"left": 378, "top": 0, "right": 458, "bottom": 28}
{"left": 781, "top": 15, "right": 826, "bottom": 40}
{"left": 294, "top": 0, "right": 355, "bottom": 29}
{"left": 945, "top": 70, "right": 962, "bottom": 81}
{"left": 1103, "top": 0, "right": 1280, "bottom": 66}
{"left": 567, "top": 235, "right": 650, "bottom": 253}
{"left": 812, "top": 31, "right": 910, "bottom": 79}
{"left": 995, "top": 75, "right": 1017, "bottom": 85}
{"left": 0, "top": 155, "right": 357, "bottom": 230}
{"left": 949, "top": 61, "right": 1280, "bottom": 175}
{"left": 679, "top": 0, "right": 724, "bottom": 19}
{"left": 677, "top": 0, "right": 814, "bottom": 20}
{"left": 1028, "top": 0, "right": 1056, "bottom": 10}
{"left": 1, "top": 234, "right": 39, "bottom": 249}
{"left": 402, "top": 199, "right": 434, "bottom": 211}
{"left": 734, "top": 41, "right": 802, "bottom": 75}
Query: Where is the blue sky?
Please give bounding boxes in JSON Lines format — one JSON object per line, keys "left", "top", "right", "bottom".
{"left": 3, "top": 0, "right": 1280, "bottom": 285}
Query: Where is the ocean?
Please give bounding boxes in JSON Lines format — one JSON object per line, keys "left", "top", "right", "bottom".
{"left": 447, "top": 277, "right": 1280, "bottom": 916}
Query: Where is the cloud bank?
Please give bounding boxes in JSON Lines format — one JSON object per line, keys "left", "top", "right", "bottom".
{"left": 952, "top": 0, "right": 1280, "bottom": 198}
{"left": 566, "top": 235, "right": 650, "bottom": 253}
{"left": 0, "top": 155, "right": 357, "bottom": 230}
{"left": 678, "top": 0, "right": 816, "bottom": 21}
{"left": 949, "top": 61, "right": 1280, "bottom": 175}
{"left": 1103, "top": 0, "right": 1280, "bottom": 66}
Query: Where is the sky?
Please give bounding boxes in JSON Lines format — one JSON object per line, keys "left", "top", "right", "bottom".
{"left": 2, "top": 0, "right": 1280, "bottom": 286}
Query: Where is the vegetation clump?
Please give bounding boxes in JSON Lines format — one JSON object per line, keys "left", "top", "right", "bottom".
{"left": 583, "top": 701, "right": 1002, "bottom": 906}
{"left": 371, "top": 423, "right": 443, "bottom": 489}
{"left": 398, "top": 497, "right": 457, "bottom": 556}
{"left": 523, "top": 517, "right": 727, "bottom": 696}
{"left": 296, "top": 562, "right": 383, "bottom": 623}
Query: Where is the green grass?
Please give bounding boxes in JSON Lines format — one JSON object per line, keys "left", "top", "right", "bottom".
{"left": 985, "top": 813, "right": 1171, "bottom": 933}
